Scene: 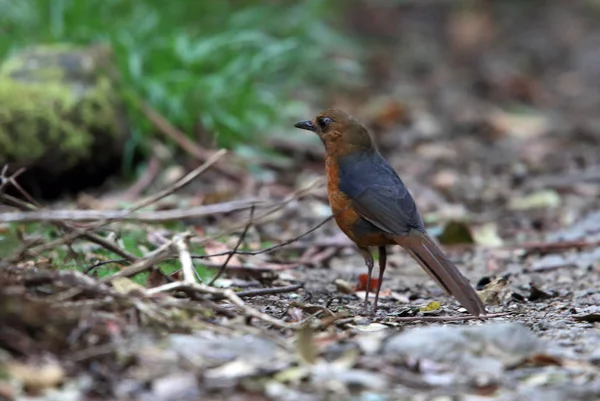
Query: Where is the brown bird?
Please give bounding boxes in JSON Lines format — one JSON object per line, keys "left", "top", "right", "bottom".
{"left": 294, "top": 109, "right": 486, "bottom": 315}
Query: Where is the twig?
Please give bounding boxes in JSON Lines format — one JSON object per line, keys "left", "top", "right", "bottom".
{"left": 223, "top": 177, "right": 325, "bottom": 232}
{"left": 174, "top": 232, "right": 195, "bottom": 284}
{"left": 82, "top": 259, "right": 127, "bottom": 275}
{"left": 1, "top": 150, "right": 228, "bottom": 265}
{"left": 390, "top": 311, "right": 514, "bottom": 323}
{"left": 209, "top": 205, "right": 255, "bottom": 285}
{"left": 212, "top": 283, "right": 304, "bottom": 300}
{"left": 193, "top": 214, "right": 336, "bottom": 261}
{"left": 121, "top": 153, "right": 161, "bottom": 201}
{"left": 131, "top": 149, "right": 227, "bottom": 211}
{"left": 1, "top": 194, "right": 139, "bottom": 263}
{"left": 0, "top": 165, "right": 26, "bottom": 196}
{"left": 70, "top": 341, "right": 125, "bottom": 362}
{"left": 2, "top": 167, "right": 39, "bottom": 206}
{"left": 100, "top": 239, "right": 174, "bottom": 282}
{"left": 516, "top": 238, "right": 600, "bottom": 255}
{"left": 146, "top": 281, "right": 294, "bottom": 329}
{"left": 141, "top": 102, "right": 242, "bottom": 182}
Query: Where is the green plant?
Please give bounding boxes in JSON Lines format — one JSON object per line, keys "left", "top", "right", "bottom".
{"left": 0, "top": 0, "right": 357, "bottom": 156}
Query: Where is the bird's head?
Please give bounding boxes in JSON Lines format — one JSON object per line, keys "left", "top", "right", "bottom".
{"left": 294, "top": 109, "right": 374, "bottom": 155}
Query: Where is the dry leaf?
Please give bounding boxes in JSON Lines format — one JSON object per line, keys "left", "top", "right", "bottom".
{"left": 203, "top": 239, "right": 242, "bottom": 266}
{"left": 334, "top": 278, "right": 355, "bottom": 294}
{"left": 8, "top": 361, "right": 65, "bottom": 393}
{"left": 420, "top": 301, "right": 441, "bottom": 312}
{"left": 572, "top": 313, "right": 600, "bottom": 323}
{"left": 509, "top": 190, "right": 561, "bottom": 210}
{"left": 296, "top": 322, "right": 317, "bottom": 364}
{"left": 477, "top": 276, "right": 510, "bottom": 306}
{"left": 112, "top": 276, "right": 146, "bottom": 294}
{"left": 438, "top": 220, "right": 475, "bottom": 245}
{"left": 472, "top": 223, "right": 504, "bottom": 247}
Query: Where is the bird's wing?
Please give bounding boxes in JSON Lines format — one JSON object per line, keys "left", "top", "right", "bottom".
{"left": 337, "top": 151, "right": 424, "bottom": 235}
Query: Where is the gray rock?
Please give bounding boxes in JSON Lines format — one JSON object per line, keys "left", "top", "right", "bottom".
{"left": 383, "top": 323, "right": 544, "bottom": 384}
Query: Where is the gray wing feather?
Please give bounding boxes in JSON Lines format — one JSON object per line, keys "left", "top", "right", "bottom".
{"left": 337, "top": 152, "right": 424, "bottom": 235}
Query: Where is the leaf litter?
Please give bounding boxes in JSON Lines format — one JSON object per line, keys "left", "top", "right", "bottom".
{"left": 3, "top": 2, "right": 600, "bottom": 400}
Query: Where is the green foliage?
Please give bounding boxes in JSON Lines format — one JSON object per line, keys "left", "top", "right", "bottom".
{"left": 0, "top": 222, "right": 221, "bottom": 286}
{"left": 0, "top": 0, "right": 356, "bottom": 154}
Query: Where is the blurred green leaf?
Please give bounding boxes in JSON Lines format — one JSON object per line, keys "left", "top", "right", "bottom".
{"left": 0, "top": 0, "right": 359, "bottom": 159}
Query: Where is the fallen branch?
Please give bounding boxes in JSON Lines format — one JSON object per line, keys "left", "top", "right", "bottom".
{"left": 0, "top": 194, "right": 138, "bottom": 264}
{"left": 0, "top": 200, "right": 264, "bottom": 224}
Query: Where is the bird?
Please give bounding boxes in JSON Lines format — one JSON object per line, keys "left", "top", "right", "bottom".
{"left": 294, "top": 109, "right": 486, "bottom": 316}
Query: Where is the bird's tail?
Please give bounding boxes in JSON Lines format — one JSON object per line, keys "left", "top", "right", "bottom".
{"left": 397, "top": 233, "right": 486, "bottom": 316}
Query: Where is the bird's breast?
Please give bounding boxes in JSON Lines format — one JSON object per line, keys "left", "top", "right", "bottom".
{"left": 325, "top": 156, "right": 390, "bottom": 247}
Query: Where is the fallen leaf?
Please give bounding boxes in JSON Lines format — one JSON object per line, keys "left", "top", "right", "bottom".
{"left": 420, "top": 301, "right": 441, "bottom": 312}
{"left": 349, "top": 323, "right": 389, "bottom": 332}
{"left": 487, "top": 109, "right": 549, "bottom": 140}
{"left": 334, "top": 278, "right": 355, "bottom": 294}
{"left": 472, "top": 223, "right": 504, "bottom": 247}
{"left": 8, "top": 361, "right": 65, "bottom": 393}
{"left": 509, "top": 190, "right": 560, "bottom": 210}
{"left": 112, "top": 276, "right": 146, "bottom": 295}
{"left": 477, "top": 276, "right": 510, "bottom": 306}
{"left": 528, "top": 282, "right": 553, "bottom": 301}
{"left": 438, "top": 221, "right": 475, "bottom": 245}
{"left": 296, "top": 322, "right": 318, "bottom": 364}
{"left": 356, "top": 273, "right": 379, "bottom": 291}
{"left": 147, "top": 268, "right": 170, "bottom": 287}
{"left": 526, "top": 353, "right": 563, "bottom": 367}
{"left": 273, "top": 366, "right": 310, "bottom": 384}
{"left": 203, "top": 240, "right": 242, "bottom": 266}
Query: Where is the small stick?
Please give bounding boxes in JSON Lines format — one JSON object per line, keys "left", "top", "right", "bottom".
{"left": 100, "top": 240, "right": 174, "bottom": 282}
{"left": 131, "top": 149, "right": 227, "bottom": 212}
{"left": 390, "top": 311, "right": 514, "bottom": 323}
{"left": 82, "top": 259, "right": 127, "bottom": 275}
{"left": 213, "top": 283, "right": 304, "bottom": 300}
{"left": 141, "top": 102, "right": 242, "bottom": 182}
{"left": 174, "top": 232, "right": 196, "bottom": 284}
{"left": 121, "top": 153, "right": 161, "bottom": 200}
{"left": 209, "top": 205, "right": 255, "bottom": 285}
{"left": 1, "top": 150, "right": 228, "bottom": 264}
{"left": 193, "top": 213, "right": 336, "bottom": 261}
{"left": 0, "top": 165, "right": 26, "bottom": 195}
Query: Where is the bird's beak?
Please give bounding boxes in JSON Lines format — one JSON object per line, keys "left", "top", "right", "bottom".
{"left": 294, "top": 120, "right": 315, "bottom": 132}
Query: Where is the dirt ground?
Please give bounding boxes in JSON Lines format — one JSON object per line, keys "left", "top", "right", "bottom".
{"left": 2, "top": 2, "right": 600, "bottom": 400}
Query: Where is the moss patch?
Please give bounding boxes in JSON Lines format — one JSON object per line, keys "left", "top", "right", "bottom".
{"left": 0, "top": 45, "right": 120, "bottom": 171}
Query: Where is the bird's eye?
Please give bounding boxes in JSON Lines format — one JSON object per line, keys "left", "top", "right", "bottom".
{"left": 317, "top": 117, "right": 333, "bottom": 128}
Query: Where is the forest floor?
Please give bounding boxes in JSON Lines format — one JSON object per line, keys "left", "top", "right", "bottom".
{"left": 2, "top": 2, "right": 600, "bottom": 401}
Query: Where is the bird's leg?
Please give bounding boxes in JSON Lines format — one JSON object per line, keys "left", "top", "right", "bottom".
{"left": 358, "top": 247, "right": 374, "bottom": 312}
{"left": 373, "top": 246, "right": 387, "bottom": 313}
